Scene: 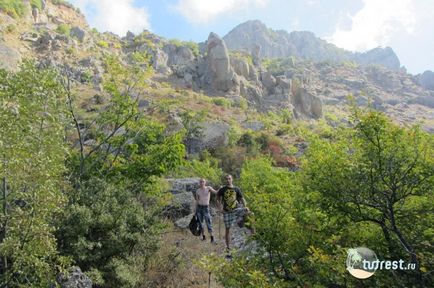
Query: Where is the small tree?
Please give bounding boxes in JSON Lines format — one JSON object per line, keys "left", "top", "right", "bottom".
{"left": 0, "top": 62, "right": 70, "bottom": 286}
{"left": 303, "top": 109, "right": 434, "bottom": 285}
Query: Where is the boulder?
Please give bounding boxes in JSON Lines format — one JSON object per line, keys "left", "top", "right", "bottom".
{"left": 418, "top": 70, "right": 434, "bottom": 90}
{"left": 241, "top": 121, "right": 264, "bottom": 131}
{"left": 291, "top": 88, "right": 323, "bottom": 119}
{"left": 231, "top": 57, "right": 250, "bottom": 79}
{"left": 165, "top": 112, "right": 184, "bottom": 134}
{"left": 204, "top": 32, "right": 236, "bottom": 92}
{"left": 167, "top": 177, "right": 200, "bottom": 194}
{"left": 70, "top": 27, "right": 86, "bottom": 42}
{"left": 164, "top": 178, "right": 200, "bottom": 219}
{"left": 261, "top": 71, "right": 276, "bottom": 92}
{"left": 165, "top": 45, "right": 195, "bottom": 67}
{"left": 185, "top": 122, "right": 230, "bottom": 153}
{"left": 56, "top": 266, "right": 92, "bottom": 288}
{"left": 175, "top": 213, "right": 194, "bottom": 229}
{"left": 0, "top": 43, "right": 21, "bottom": 70}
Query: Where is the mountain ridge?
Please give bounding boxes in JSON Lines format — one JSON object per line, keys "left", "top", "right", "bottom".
{"left": 223, "top": 19, "right": 401, "bottom": 70}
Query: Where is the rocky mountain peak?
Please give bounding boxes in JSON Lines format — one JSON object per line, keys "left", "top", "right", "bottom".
{"left": 223, "top": 20, "right": 400, "bottom": 70}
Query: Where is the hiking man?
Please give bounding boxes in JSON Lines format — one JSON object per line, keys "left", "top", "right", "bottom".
{"left": 194, "top": 178, "right": 218, "bottom": 244}
{"left": 217, "top": 174, "right": 249, "bottom": 257}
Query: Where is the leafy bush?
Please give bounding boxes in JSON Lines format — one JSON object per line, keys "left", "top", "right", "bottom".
{"left": 0, "top": 0, "right": 26, "bottom": 18}
{"left": 212, "top": 97, "right": 232, "bottom": 108}
{"left": 97, "top": 40, "right": 109, "bottom": 48}
{"left": 172, "top": 153, "right": 223, "bottom": 185}
{"left": 168, "top": 39, "right": 200, "bottom": 56}
{"left": 56, "top": 23, "right": 71, "bottom": 36}
{"left": 30, "top": 0, "right": 42, "bottom": 10}
{"left": 56, "top": 53, "right": 185, "bottom": 287}
{"left": 215, "top": 109, "right": 433, "bottom": 287}
{"left": 5, "top": 24, "right": 15, "bottom": 33}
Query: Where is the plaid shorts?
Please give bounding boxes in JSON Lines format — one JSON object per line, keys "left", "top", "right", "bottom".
{"left": 223, "top": 208, "right": 245, "bottom": 228}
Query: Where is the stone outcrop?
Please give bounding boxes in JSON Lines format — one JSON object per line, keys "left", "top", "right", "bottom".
{"left": 418, "top": 70, "right": 434, "bottom": 90}
{"left": 0, "top": 43, "right": 21, "bottom": 70}
{"left": 56, "top": 266, "right": 92, "bottom": 288}
{"left": 292, "top": 87, "right": 323, "bottom": 119}
{"left": 164, "top": 178, "right": 199, "bottom": 219}
{"left": 185, "top": 122, "right": 231, "bottom": 154}
{"left": 202, "top": 32, "right": 236, "bottom": 92}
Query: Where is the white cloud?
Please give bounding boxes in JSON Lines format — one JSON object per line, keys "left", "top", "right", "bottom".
{"left": 70, "top": 0, "right": 151, "bottom": 36}
{"left": 328, "top": 0, "right": 416, "bottom": 51}
{"left": 173, "top": 0, "right": 269, "bottom": 24}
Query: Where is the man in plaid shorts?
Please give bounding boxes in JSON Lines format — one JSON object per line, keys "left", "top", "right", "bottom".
{"left": 217, "top": 174, "right": 249, "bottom": 258}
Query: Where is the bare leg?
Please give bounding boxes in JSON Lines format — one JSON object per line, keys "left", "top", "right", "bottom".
{"left": 225, "top": 227, "right": 230, "bottom": 250}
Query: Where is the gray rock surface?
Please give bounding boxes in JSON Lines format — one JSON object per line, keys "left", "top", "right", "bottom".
{"left": 70, "top": 27, "right": 86, "bottom": 42}
{"left": 164, "top": 178, "right": 200, "bottom": 219}
{"left": 57, "top": 266, "right": 92, "bottom": 288}
{"left": 185, "top": 121, "right": 231, "bottom": 154}
{"left": 241, "top": 121, "right": 264, "bottom": 131}
{"left": 203, "top": 32, "right": 236, "bottom": 92}
{"left": 0, "top": 43, "right": 21, "bottom": 70}
{"left": 292, "top": 88, "right": 323, "bottom": 119}
{"left": 418, "top": 70, "right": 434, "bottom": 90}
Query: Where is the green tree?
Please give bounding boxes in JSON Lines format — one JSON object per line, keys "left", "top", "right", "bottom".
{"left": 0, "top": 62, "right": 70, "bottom": 287}
{"left": 57, "top": 53, "right": 185, "bottom": 287}
{"left": 303, "top": 109, "right": 434, "bottom": 286}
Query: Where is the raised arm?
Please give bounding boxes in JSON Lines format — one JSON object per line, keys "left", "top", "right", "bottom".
{"left": 207, "top": 186, "right": 218, "bottom": 193}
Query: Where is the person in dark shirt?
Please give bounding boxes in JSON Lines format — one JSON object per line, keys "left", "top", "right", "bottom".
{"left": 217, "top": 174, "right": 249, "bottom": 258}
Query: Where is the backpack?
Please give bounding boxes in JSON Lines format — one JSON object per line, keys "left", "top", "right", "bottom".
{"left": 189, "top": 213, "right": 202, "bottom": 236}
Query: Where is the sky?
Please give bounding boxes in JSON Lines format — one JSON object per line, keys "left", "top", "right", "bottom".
{"left": 69, "top": 0, "right": 434, "bottom": 75}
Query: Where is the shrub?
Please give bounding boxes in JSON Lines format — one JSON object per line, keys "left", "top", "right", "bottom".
{"left": 0, "top": 0, "right": 26, "bottom": 18}
{"left": 169, "top": 39, "right": 199, "bottom": 56}
{"left": 5, "top": 24, "right": 15, "bottom": 33}
{"left": 97, "top": 40, "right": 109, "bottom": 48}
{"left": 212, "top": 97, "right": 232, "bottom": 108}
{"left": 56, "top": 23, "right": 71, "bottom": 35}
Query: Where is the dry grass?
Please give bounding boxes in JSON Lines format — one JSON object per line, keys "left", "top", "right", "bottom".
{"left": 142, "top": 221, "right": 227, "bottom": 288}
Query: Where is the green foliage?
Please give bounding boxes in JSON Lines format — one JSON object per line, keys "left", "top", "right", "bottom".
{"left": 229, "top": 51, "right": 254, "bottom": 66}
{"left": 0, "top": 0, "right": 26, "bottom": 18}
{"left": 179, "top": 110, "right": 206, "bottom": 151}
{"left": 30, "top": 0, "right": 42, "bottom": 10}
{"left": 0, "top": 62, "right": 70, "bottom": 286}
{"left": 216, "top": 109, "right": 433, "bottom": 287}
{"left": 302, "top": 109, "right": 434, "bottom": 286}
{"left": 212, "top": 97, "right": 232, "bottom": 108}
{"left": 168, "top": 39, "right": 200, "bottom": 56}
{"left": 97, "top": 40, "right": 109, "bottom": 48}
{"left": 56, "top": 24, "right": 71, "bottom": 36}
{"left": 263, "top": 56, "right": 296, "bottom": 75}
{"left": 172, "top": 152, "right": 223, "bottom": 185}
{"left": 57, "top": 53, "right": 184, "bottom": 286}
{"left": 5, "top": 24, "right": 15, "bottom": 33}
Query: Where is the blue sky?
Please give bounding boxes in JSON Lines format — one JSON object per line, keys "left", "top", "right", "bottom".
{"left": 70, "top": 0, "right": 434, "bottom": 75}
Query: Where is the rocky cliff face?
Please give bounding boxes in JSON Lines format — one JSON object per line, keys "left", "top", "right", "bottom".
{"left": 223, "top": 20, "right": 400, "bottom": 70}
{"left": 0, "top": 4, "right": 433, "bottom": 129}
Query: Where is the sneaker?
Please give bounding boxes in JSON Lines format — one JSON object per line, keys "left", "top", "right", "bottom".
{"left": 225, "top": 253, "right": 233, "bottom": 260}
{"left": 210, "top": 236, "right": 217, "bottom": 244}
{"left": 202, "top": 235, "right": 206, "bottom": 241}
